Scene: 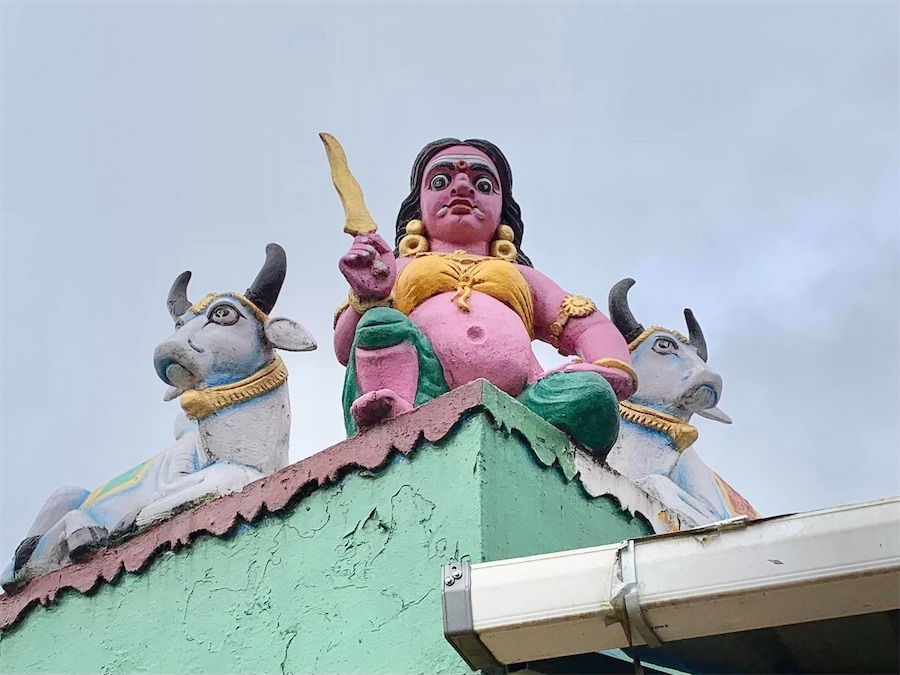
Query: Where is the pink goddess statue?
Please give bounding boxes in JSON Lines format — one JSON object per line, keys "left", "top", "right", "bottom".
{"left": 331, "top": 137, "right": 637, "bottom": 458}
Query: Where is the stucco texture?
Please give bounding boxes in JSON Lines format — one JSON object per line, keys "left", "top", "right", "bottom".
{"left": 0, "top": 386, "right": 651, "bottom": 674}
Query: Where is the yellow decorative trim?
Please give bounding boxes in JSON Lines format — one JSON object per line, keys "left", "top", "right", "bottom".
{"left": 548, "top": 294, "right": 597, "bottom": 349}
{"left": 627, "top": 325, "right": 689, "bottom": 352}
{"left": 180, "top": 355, "right": 288, "bottom": 421}
{"left": 657, "top": 510, "right": 681, "bottom": 533}
{"left": 333, "top": 298, "right": 351, "bottom": 328}
{"left": 619, "top": 400, "right": 698, "bottom": 452}
{"left": 334, "top": 282, "right": 397, "bottom": 327}
{"left": 348, "top": 289, "right": 394, "bottom": 314}
{"left": 188, "top": 293, "right": 269, "bottom": 324}
{"left": 593, "top": 358, "right": 638, "bottom": 384}
{"left": 83, "top": 458, "right": 155, "bottom": 509}
{"left": 490, "top": 239, "right": 517, "bottom": 261}
{"left": 399, "top": 233, "right": 429, "bottom": 257}
{"left": 496, "top": 224, "right": 514, "bottom": 242}
{"left": 399, "top": 223, "right": 519, "bottom": 260}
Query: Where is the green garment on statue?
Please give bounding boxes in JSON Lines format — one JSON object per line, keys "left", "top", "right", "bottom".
{"left": 343, "top": 309, "right": 620, "bottom": 457}
{"left": 342, "top": 307, "right": 450, "bottom": 437}
{"left": 517, "top": 371, "right": 620, "bottom": 458}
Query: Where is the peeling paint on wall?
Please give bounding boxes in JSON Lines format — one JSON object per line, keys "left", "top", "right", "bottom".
{"left": 0, "top": 381, "right": 656, "bottom": 674}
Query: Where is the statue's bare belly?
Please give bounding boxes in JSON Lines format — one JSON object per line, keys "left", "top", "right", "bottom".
{"left": 410, "top": 292, "right": 542, "bottom": 396}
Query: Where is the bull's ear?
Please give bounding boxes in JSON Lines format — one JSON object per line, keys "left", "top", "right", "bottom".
{"left": 264, "top": 317, "right": 317, "bottom": 352}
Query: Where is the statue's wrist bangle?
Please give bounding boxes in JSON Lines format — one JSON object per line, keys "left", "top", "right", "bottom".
{"left": 592, "top": 358, "right": 638, "bottom": 384}
{"left": 347, "top": 289, "right": 393, "bottom": 314}
{"left": 333, "top": 291, "right": 393, "bottom": 328}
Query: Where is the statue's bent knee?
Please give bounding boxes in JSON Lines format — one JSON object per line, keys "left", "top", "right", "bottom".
{"left": 354, "top": 307, "right": 418, "bottom": 350}
{"left": 343, "top": 308, "right": 449, "bottom": 436}
{"left": 518, "top": 372, "right": 619, "bottom": 459}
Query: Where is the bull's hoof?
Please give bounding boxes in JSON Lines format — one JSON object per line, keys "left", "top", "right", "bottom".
{"left": 67, "top": 526, "right": 108, "bottom": 560}
{"left": 13, "top": 536, "right": 40, "bottom": 571}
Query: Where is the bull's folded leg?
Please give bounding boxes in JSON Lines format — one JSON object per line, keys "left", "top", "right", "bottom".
{"left": 23, "top": 486, "right": 90, "bottom": 541}
{"left": 13, "top": 536, "right": 40, "bottom": 571}
{"left": 2, "top": 521, "right": 68, "bottom": 590}
{"left": 111, "top": 507, "right": 144, "bottom": 538}
{"left": 67, "top": 525, "right": 109, "bottom": 560}
{"left": 635, "top": 474, "right": 718, "bottom": 524}
{"left": 61, "top": 509, "right": 109, "bottom": 560}
{"left": 136, "top": 463, "right": 264, "bottom": 528}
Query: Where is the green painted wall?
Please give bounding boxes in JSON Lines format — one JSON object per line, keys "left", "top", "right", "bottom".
{"left": 0, "top": 390, "right": 652, "bottom": 674}
{"left": 475, "top": 384, "right": 652, "bottom": 562}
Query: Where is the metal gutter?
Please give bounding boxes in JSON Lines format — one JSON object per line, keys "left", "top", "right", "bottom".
{"left": 441, "top": 496, "right": 900, "bottom": 667}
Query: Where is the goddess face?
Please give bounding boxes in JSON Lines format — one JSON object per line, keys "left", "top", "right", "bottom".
{"left": 419, "top": 145, "right": 503, "bottom": 247}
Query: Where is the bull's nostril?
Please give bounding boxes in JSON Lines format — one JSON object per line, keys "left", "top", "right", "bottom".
{"left": 698, "top": 384, "right": 720, "bottom": 406}
{"left": 188, "top": 337, "right": 205, "bottom": 354}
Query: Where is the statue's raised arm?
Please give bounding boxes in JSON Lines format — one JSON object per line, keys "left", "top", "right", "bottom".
{"left": 327, "top": 136, "right": 636, "bottom": 458}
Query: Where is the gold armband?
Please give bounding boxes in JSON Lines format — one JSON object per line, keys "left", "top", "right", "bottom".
{"left": 333, "top": 291, "right": 394, "bottom": 328}
{"left": 593, "top": 358, "right": 638, "bottom": 384}
{"left": 548, "top": 294, "right": 597, "bottom": 349}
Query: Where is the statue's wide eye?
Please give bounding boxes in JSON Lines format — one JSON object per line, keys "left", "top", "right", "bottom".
{"left": 429, "top": 174, "right": 450, "bottom": 190}
{"left": 475, "top": 177, "right": 494, "bottom": 194}
{"left": 208, "top": 303, "right": 240, "bottom": 326}
{"left": 652, "top": 337, "right": 678, "bottom": 355}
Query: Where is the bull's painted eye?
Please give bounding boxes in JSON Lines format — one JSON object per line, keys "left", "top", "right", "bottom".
{"left": 208, "top": 303, "right": 240, "bottom": 326}
{"left": 429, "top": 174, "right": 450, "bottom": 190}
{"left": 652, "top": 337, "right": 679, "bottom": 355}
{"left": 475, "top": 177, "right": 494, "bottom": 194}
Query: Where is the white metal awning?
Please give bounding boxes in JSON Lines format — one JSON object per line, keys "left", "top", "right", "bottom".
{"left": 441, "top": 497, "right": 900, "bottom": 672}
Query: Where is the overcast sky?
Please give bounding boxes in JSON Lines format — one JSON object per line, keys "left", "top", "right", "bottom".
{"left": 1, "top": 1, "right": 897, "bottom": 567}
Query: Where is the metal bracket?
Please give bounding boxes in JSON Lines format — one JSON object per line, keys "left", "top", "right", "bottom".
{"left": 612, "top": 540, "right": 663, "bottom": 649}
{"left": 441, "top": 560, "right": 501, "bottom": 670}
{"left": 689, "top": 515, "right": 750, "bottom": 544}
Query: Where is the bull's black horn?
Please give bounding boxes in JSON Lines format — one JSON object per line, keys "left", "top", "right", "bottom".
{"left": 684, "top": 308, "right": 708, "bottom": 362}
{"left": 608, "top": 278, "right": 645, "bottom": 344}
{"left": 245, "top": 243, "right": 286, "bottom": 315}
{"left": 167, "top": 271, "right": 192, "bottom": 322}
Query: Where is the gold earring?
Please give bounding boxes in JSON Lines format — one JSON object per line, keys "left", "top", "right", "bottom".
{"left": 399, "top": 219, "right": 429, "bottom": 257}
{"left": 491, "top": 224, "right": 517, "bottom": 261}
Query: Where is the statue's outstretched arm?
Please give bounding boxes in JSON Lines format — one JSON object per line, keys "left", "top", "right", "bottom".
{"left": 520, "top": 265, "right": 637, "bottom": 400}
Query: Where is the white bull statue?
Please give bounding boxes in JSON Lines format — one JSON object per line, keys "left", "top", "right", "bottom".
{"left": 602, "top": 278, "right": 758, "bottom": 526}
{"left": 2, "top": 243, "right": 316, "bottom": 590}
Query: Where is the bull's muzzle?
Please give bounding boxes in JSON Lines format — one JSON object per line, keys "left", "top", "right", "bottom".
{"left": 153, "top": 341, "right": 201, "bottom": 388}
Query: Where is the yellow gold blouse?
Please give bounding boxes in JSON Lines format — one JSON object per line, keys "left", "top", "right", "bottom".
{"left": 393, "top": 251, "right": 535, "bottom": 336}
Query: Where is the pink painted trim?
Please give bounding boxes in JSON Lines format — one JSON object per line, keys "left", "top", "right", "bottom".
{"left": 0, "top": 382, "right": 489, "bottom": 632}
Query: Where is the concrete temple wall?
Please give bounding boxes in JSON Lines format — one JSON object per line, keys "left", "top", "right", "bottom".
{"left": 0, "top": 381, "right": 660, "bottom": 674}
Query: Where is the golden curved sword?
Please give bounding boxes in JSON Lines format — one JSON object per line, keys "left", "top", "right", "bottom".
{"left": 319, "top": 133, "right": 378, "bottom": 236}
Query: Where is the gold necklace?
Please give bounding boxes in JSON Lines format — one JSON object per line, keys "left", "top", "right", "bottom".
{"left": 180, "top": 355, "right": 287, "bottom": 421}
{"left": 619, "top": 400, "right": 698, "bottom": 452}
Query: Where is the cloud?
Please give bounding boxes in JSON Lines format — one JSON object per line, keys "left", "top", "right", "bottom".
{"left": 1, "top": 1, "right": 896, "bottom": 569}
